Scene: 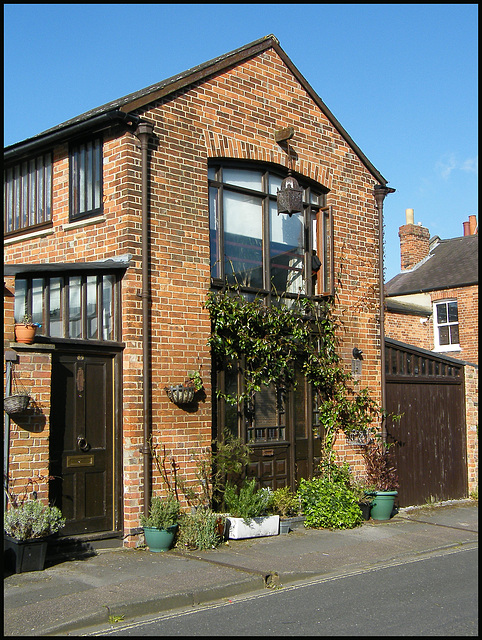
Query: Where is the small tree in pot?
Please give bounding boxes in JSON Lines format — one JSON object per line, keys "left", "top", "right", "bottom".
{"left": 361, "top": 438, "right": 399, "bottom": 520}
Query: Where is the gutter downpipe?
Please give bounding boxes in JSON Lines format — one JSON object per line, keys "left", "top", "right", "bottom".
{"left": 135, "top": 121, "right": 155, "bottom": 518}
{"left": 373, "top": 184, "right": 395, "bottom": 442}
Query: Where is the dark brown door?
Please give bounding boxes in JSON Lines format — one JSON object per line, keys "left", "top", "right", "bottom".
{"left": 50, "top": 353, "right": 114, "bottom": 535}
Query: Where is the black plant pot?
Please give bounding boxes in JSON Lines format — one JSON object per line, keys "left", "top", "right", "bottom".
{"left": 4, "top": 535, "right": 49, "bottom": 573}
{"left": 358, "top": 501, "right": 372, "bottom": 521}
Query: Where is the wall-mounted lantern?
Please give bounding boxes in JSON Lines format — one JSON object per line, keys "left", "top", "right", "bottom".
{"left": 277, "top": 172, "right": 303, "bottom": 216}
{"left": 275, "top": 126, "right": 303, "bottom": 217}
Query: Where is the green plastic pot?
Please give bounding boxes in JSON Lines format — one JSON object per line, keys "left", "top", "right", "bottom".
{"left": 143, "top": 524, "right": 178, "bottom": 552}
{"left": 368, "top": 491, "right": 398, "bottom": 521}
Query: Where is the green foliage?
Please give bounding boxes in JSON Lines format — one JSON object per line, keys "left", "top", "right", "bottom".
{"left": 176, "top": 509, "right": 224, "bottom": 550}
{"left": 205, "top": 289, "right": 386, "bottom": 446}
{"left": 224, "top": 478, "right": 271, "bottom": 520}
{"left": 297, "top": 476, "right": 363, "bottom": 530}
{"left": 177, "top": 431, "right": 251, "bottom": 510}
{"left": 267, "top": 486, "right": 301, "bottom": 517}
{"left": 296, "top": 456, "right": 363, "bottom": 529}
{"left": 140, "top": 493, "right": 180, "bottom": 530}
{"left": 4, "top": 500, "right": 65, "bottom": 540}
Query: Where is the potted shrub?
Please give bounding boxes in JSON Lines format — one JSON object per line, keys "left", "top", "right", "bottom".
{"left": 176, "top": 508, "right": 226, "bottom": 550}
{"left": 223, "top": 478, "right": 279, "bottom": 539}
{"left": 4, "top": 499, "right": 65, "bottom": 573}
{"left": 140, "top": 492, "right": 181, "bottom": 552}
{"left": 14, "top": 315, "right": 41, "bottom": 345}
{"left": 267, "top": 486, "right": 304, "bottom": 533}
{"left": 361, "top": 439, "right": 399, "bottom": 521}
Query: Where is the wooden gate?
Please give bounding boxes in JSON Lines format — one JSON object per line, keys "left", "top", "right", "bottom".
{"left": 385, "top": 338, "right": 467, "bottom": 507}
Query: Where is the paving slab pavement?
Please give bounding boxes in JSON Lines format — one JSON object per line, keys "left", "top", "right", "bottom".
{"left": 4, "top": 500, "right": 478, "bottom": 636}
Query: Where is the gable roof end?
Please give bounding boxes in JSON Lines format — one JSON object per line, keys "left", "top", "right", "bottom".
{"left": 4, "top": 35, "right": 387, "bottom": 185}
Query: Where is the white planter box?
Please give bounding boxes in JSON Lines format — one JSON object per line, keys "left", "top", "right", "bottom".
{"left": 226, "top": 515, "right": 280, "bottom": 539}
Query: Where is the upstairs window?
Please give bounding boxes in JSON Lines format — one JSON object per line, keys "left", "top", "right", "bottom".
{"left": 434, "top": 300, "right": 460, "bottom": 351}
{"left": 4, "top": 152, "right": 53, "bottom": 235}
{"left": 208, "top": 162, "right": 332, "bottom": 298}
{"left": 70, "top": 136, "right": 103, "bottom": 221}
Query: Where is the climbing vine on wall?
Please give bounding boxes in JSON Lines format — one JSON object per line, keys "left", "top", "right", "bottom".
{"left": 205, "top": 288, "right": 384, "bottom": 452}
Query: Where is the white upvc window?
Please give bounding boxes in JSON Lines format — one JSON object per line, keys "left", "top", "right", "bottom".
{"left": 433, "top": 300, "right": 460, "bottom": 352}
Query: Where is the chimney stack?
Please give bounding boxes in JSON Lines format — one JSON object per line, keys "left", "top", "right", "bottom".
{"left": 469, "top": 215, "right": 477, "bottom": 235}
{"left": 463, "top": 221, "right": 471, "bottom": 236}
{"left": 398, "top": 209, "right": 430, "bottom": 271}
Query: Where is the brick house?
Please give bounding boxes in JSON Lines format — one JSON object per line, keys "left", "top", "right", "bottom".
{"left": 4, "top": 35, "right": 394, "bottom": 545}
{"left": 384, "top": 211, "right": 478, "bottom": 497}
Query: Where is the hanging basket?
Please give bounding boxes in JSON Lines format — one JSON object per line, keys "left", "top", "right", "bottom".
{"left": 4, "top": 395, "right": 30, "bottom": 415}
{"left": 166, "top": 384, "right": 196, "bottom": 405}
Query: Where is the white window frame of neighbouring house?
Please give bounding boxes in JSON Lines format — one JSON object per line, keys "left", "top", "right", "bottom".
{"left": 433, "top": 299, "right": 461, "bottom": 352}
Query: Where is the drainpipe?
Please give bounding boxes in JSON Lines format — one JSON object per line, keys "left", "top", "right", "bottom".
{"left": 373, "top": 184, "right": 395, "bottom": 440}
{"left": 135, "top": 121, "right": 155, "bottom": 518}
{"left": 4, "top": 351, "right": 18, "bottom": 510}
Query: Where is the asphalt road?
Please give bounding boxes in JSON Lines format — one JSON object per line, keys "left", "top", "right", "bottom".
{"left": 83, "top": 545, "right": 478, "bottom": 636}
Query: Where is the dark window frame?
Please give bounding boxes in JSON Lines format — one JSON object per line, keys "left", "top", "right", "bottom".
{"left": 69, "top": 135, "right": 104, "bottom": 221}
{"left": 3, "top": 152, "right": 53, "bottom": 237}
{"left": 208, "top": 160, "right": 333, "bottom": 301}
{"left": 14, "top": 270, "right": 121, "bottom": 343}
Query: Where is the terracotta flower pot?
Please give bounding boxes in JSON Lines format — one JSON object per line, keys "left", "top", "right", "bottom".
{"left": 14, "top": 324, "right": 37, "bottom": 344}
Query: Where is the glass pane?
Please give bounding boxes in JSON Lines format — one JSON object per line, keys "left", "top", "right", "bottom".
{"left": 450, "top": 324, "right": 459, "bottom": 345}
{"left": 208, "top": 166, "right": 216, "bottom": 180}
{"left": 102, "top": 275, "right": 114, "bottom": 340}
{"left": 86, "top": 143, "right": 93, "bottom": 213}
{"left": 14, "top": 279, "right": 27, "bottom": 323}
{"left": 268, "top": 174, "right": 283, "bottom": 196}
{"left": 45, "top": 157, "right": 52, "bottom": 221}
{"left": 223, "top": 167, "right": 262, "bottom": 191}
{"left": 86, "top": 276, "right": 98, "bottom": 339}
{"left": 225, "top": 365, "right": 239, "bottom": 439}
{"left": 294, "top": 371, "right": 306, "bottom": 438}
{"left": 21, "top": 162, "right": 28, "bottom": 228}
{"left": 79, "top": 145, "right": 86, "bottom": 214}
{"left": 37, "top": 159, "right": 44, "bottom": 224}
{"left": 223, "top": 190, "right": 263, "bottom": 288}
{"left": 49, "top": 277, "right": 62, "bottom": 338}
{"left": 438, "top": 326, "right": 449, "bottom": 345}
{"left": 68, "top": 276, "right": 82, "bottom": 338}
{"left": 94, "top": 139, "right": 102, "bottom": 211}
{"left": 31, "top": 278, "right": 44, "bottom": 328}
{"left": 209, "top": 186, "right": 220, "bottom": 279}
{"left": 448, "top": 301, "right": 458, "bottom": 323}
{"left": 270, "top": 200, "right": 304, "bottom": 294}
{"left": 436, "top": 303, "right": 447, "bottom": 324}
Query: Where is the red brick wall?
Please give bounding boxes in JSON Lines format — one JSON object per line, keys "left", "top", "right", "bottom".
{"left": 386, "top": 284, "right": 478, "bottom": 365}
{"left": 4, "top": 46, "right": 385, "bottom": 539}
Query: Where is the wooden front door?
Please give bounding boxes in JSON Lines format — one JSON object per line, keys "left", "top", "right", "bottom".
{"left": 50, "top": 353, "right": 115, "bottom": 535}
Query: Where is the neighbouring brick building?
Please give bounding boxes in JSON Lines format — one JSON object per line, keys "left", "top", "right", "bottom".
{"left": 4, "top": 35, "right": 395, "bottom": 546}
{"left": 385, "top": 210, "right": 478, "bottom": 497}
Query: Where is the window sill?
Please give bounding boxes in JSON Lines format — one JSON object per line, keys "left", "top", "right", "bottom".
{"left": 62, "top": 215, "right": 106, "bottom": 231}
{"left": 433, "top": 345, "right": 462, "bottom": 353}
{"left": 4, "top": 227, "right": 55, "bottom": 245}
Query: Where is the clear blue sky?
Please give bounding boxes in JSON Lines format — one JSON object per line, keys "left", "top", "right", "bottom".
{"left": 4, "top": 4, "right": 478, "bottom": 281}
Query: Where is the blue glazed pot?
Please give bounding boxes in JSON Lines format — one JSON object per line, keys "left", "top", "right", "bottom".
{"left": 143, "top": 525, "right": 178, "bottom": 552}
